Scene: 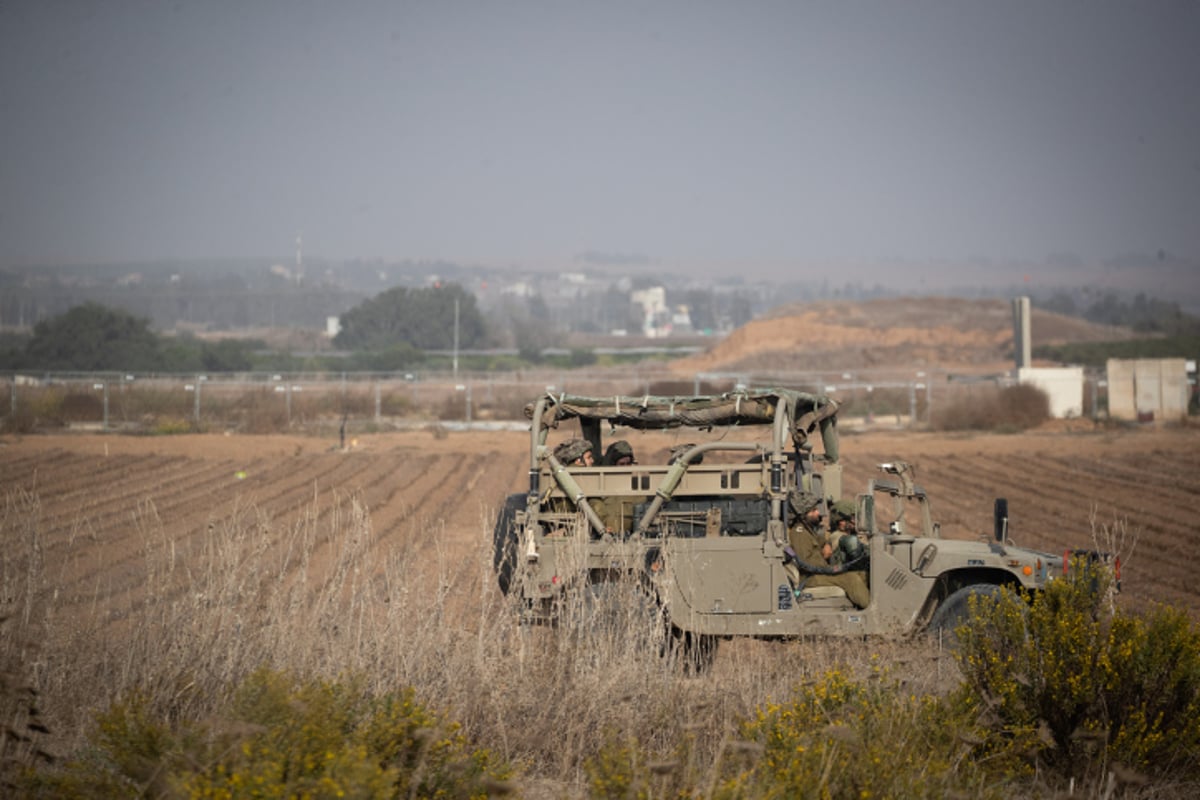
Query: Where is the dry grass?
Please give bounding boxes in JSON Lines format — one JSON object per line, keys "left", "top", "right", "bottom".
{"left": 931, "top": 383, "right": 1051, "bottom": 432}
{"left": 0, "top": 486, "right": 955, "bottom": 797}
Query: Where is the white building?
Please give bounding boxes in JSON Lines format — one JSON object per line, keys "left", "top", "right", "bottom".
{"left": 1018, "top": 367, "right": 1084, "bottom": 418}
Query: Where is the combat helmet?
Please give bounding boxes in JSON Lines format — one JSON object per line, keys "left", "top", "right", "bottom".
{"left": 788, "top": 489, "right": 822, "bottom": 516}
{"left": 603, "top": 439, "right": 635, "bottom": 465}
{"left": 553, "top": 438, "right": 593, "bottom": 464}
{"left": 829, "top": 498, "right": 857, "bottom": 525}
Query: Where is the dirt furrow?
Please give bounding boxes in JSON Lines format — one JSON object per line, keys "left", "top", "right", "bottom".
{"left": 5, "top": 428, "right": 1199, "bottom": 629}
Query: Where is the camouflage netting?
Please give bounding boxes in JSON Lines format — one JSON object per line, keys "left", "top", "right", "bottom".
{"left": 525, "top": 389, "right": 839, "bottom": 456}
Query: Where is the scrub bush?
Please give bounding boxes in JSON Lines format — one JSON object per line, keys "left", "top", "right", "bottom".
{"left": 953, "top": 560, "right": 1200, "bottom": 786}
{"left": 18, "top": 669, "right": 512, "bottom": 799}
{"left": 932, "top": 383, "right": 1051, "bottom": 431}
{"left": 585, "top": 668, "right": 1002, "bottom": 799}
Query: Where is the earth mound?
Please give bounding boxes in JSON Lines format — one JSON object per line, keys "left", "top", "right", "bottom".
{"left": 673, "top": 296, "right": 1136, "bottom": 375}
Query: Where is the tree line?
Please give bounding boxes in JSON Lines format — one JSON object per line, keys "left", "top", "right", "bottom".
{"left": 0, "top": 283, "right": 490, "bottom": 373}
{"left": 1038, "top": 289, "right": 1200, "bottom": 335}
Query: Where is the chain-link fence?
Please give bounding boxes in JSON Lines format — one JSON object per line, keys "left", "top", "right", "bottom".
{"left": 2, "top": 367, "right": 1117, "bottom": 435}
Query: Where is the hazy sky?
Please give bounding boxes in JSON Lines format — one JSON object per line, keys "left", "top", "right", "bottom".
{"left": 2, "top": 1, "right": 1198, "bottom": 279}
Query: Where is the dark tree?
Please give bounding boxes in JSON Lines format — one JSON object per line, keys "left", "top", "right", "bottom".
{"left": 24, "top": 303, "right": 166, "bottom": 371}
{"left": 333, "top": 284, "right": 487, "bottom": 351}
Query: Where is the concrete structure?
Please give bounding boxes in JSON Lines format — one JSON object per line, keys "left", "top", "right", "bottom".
{"left": 1012, "top": 296, "right": 1031, "bottom": 369}
{"left": 1106, "top": 358, "right": 1189, "bottom": 421}
{"left": 1018, "top": 366, "right": 1084, "bottom": 418}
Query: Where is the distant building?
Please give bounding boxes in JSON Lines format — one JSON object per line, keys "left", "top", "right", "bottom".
{"left": 671, "top": 304, "right": 694, "bottom": 334}
{"left": 631, "top": 287, "right": 671, "bottom": 337}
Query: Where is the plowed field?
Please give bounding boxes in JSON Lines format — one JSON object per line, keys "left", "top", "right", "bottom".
{"left": 3, "top": 425, "right": 1197, "bottom": 633}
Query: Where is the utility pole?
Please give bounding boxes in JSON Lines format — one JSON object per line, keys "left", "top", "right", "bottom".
{"left": 453, "top": 297, "right": 460, "bottom": 379}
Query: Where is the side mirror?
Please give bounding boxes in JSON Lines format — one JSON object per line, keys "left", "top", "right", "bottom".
{"left": 993, "top": 498, "right": 1009, "bottom": 543}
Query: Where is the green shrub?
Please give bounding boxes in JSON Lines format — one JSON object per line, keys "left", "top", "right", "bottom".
{"left": 953, "top": 561, "right": 1200, "bottom": 784}
{"left": 719, "top": 670, "right": 998, "bottom": 799}
{"left": 585, "top": 668, "right": 1002, "bottom": 799}
{"left": 19, "top": 669, "right": 512, "bottom": 799}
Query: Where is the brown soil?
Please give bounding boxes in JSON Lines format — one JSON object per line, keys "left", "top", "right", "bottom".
{"left": 672, "top": 296, "right": 1138, "bottom": 375}
{"left": 2, "top": 424, "right": 1195, "bottom": 622}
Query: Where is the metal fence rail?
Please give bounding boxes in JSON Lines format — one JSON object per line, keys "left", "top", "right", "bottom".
{"left": 2, "top": 367, "right": 1116, "bottom": 433}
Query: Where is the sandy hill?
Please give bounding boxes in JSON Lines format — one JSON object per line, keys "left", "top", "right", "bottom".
{"left": 672, "top": 297, "right": 1135, "bottom": 376}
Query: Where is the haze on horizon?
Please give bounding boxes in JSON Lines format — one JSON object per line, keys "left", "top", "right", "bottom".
{"left": 1, "top": 1, "right": 1198, "bottom": 289}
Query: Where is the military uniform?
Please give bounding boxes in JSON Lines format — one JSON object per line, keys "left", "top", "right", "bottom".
{"left": 786, "top": 492, "right": 828, "bottom": 564}
{"left": 785, "top": 490, "right": 870, "bottom": 609}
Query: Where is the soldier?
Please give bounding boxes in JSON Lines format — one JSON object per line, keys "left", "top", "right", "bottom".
{"left": 544, "top": 439, "right": 596, "bottom": 537}
{"left": 553, "top": 438, "right": 594, "bottom": 467}
{"left": 827, "top": 498, "right": 866, "bottom": 566}
{"left": 602, "top": 439, "right": 636, "bottom": 466}
{"left": 785, "top": 489, "right": 870, "bottom": 609}
{"left": 786, "top": 489, "right": 828, "bottom": 565}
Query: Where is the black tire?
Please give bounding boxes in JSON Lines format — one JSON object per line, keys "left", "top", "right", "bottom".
{"left": 926, "top": 583, "right": 1008, "bottom": 649}
{"left": 574, "top": 577, "right": 650, "bottom": 633}
{"left": 493, "top": 493, "right": 525, "bottom": 595}
{"left": 572, "top": 577, "right": 717, "bottom": 674}
{"left": 666, "top": 625, "right": 719, "bottom": 675}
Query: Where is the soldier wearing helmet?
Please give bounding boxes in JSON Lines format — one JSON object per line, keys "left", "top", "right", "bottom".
{"left": 553, "top": 438, "right": 594, "bottom": 467}
{"left": 541, "top": 438, "right": 598, "bottom": 537}
{"left": 602, "top": 439, "right": 636, "bottom": 466}
{"left": 786, "top": 489, "right": 828, "bottom": 562}
{"left": 784, "top": 489, "right": 870, "bottom": 609}
{"left": 828, "top": 498, "right": 866, "bottom": 566}
{"left": 592, "top": 439, "right": 643, "bottom": 532}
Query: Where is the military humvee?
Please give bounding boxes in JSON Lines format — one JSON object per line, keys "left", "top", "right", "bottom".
{"left": 493, "top": 389, "right": 1112, "bottom": 665}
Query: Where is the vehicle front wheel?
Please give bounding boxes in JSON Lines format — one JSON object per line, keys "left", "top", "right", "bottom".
{"left": 926, "top": 583, "right": 1009, "bottom": 650}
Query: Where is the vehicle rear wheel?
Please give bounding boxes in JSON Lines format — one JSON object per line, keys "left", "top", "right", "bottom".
{"left": 666, "top": 626, "right": 719, "bottom": 675}
{"left": 558, "top": 575, "right": 668, "bottom": 657}
{"left": 569, "top": 576, "right": 717, "bottom": 673}
{"left": 493, "top": 493, "right": 525, "bottom": 595}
